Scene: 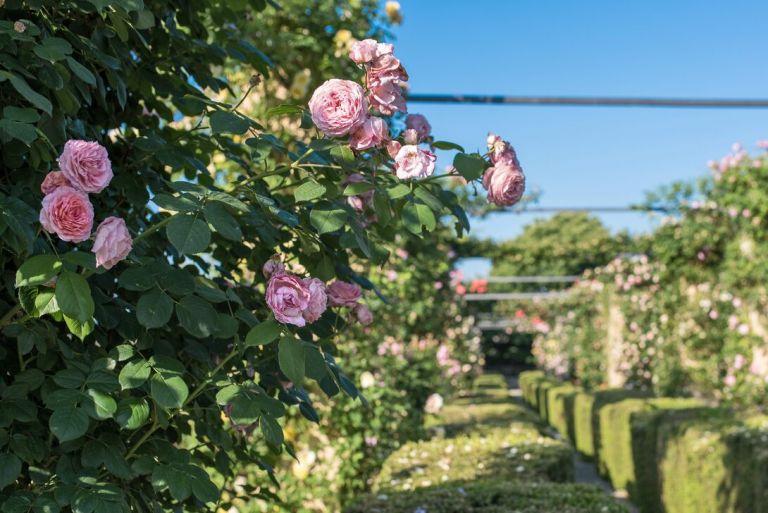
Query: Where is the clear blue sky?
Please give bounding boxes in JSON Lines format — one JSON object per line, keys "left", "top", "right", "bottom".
{"left": 392, "top": 0, "right": 768, "bottom": 248}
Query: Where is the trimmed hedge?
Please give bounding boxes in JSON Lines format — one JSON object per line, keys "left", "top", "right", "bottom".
{"left": 519, "top": 370, "right": 546, "bottom": 406}
{"left": 544, "top": 383, "right": 581, "bottom": 441}
{"left": 345, "top": 480, "right": 628, "bottom": 513}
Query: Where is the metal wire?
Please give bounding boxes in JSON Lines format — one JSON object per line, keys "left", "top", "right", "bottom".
{"left": 465, "top": 276, "right": 579, "bottom": 284}
{"left": 407, "top": 94, "right": 768, "bottom": 109}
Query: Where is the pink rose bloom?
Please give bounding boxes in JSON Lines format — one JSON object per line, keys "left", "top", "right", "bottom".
{"left": 349, "top": 116, "right": 389, "bottom": 150}
{"left": 367, "top": 53, "right": 408, "bottom": 87}
{"left": 723, "top": 374, "right": 737, "bottom": 387}
{"left": 58, "top": 140, "right": 113, "bottom": 193}
{"left": 368, "top": 82, "right": 407, "bottom": 116}
{"left": 487, "top": 133, "right": 519, "bottom": 166}
{"left": 483, "top": 162, "right": 526, "bottom": 206}
{"left": 403, "top": 128, "right": 419, "bottom": 145}
{"left": 262, "top": 257, "right": 285, "bottom": 279}
{"left": 405, "top": 114, "right": 431, "bottom": 141}
{"left": 92, "top": 216, "right": 132, "bottom": 269}
{"left": 302, "top": 277, "right": 327, "bottom": 324}
{"left": 327, "top": 280, "right": 362, "bottom": 307}
{"left": 349, "top": 39, "right": 379, "bottom": 64}
{"left": 353, "top": 303, "right": 373, "bottom": 326}
{"left": 386, "top": 140, "right": 402, "bottom": 159}
{"left": 39, "top": 186, "right": 94, "bottom": 243}
{"left": 40, "top": 171, "right": 72, "bottom": 194}
{"left": 393, "top": 145, "right": 436, "bottom": 180}
{"left": 734, "top": 354, "right": 746, "bottom": 370}
{"left": 266, "top": 273, "right": 311, "bottom": 327}
{"left": 344, "top": 173, "right": 374, "bottom": 211}
{"left": 308, "top": 79, "right": 368, "bottom": 137}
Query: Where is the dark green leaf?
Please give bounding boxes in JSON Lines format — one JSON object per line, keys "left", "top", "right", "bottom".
{"left": 49, "top": 407, "right": 89, "bottom": 442}
{"left": 245, "top": 320, "right": 282, "bottom": 346}
{"left": 136, "top": 288, "right": 173, "bottom": 329}
{"left": 118, "top": 360, "right": 151, "bottom": 390}
{"left": 0, "top": 453, "right": 21, "bottom": 490}
{"left": 166, "top": 215, "right": 211, "bottom": 254}
{"left": 453, "top": 152, "right": 487, "bottom": 181}
{"left": 150, "top": 374, "right": 188, "bottom": 410}
{"left": 294, "top": 181, "right": 326, "bottom": 203}
{"left": 15, "top": 255, "right": 62, "bottom": 287}
{"left": 210, "top": 111, "right": 249, "bottom": 134}
{"left": 55, "top": 270, "right": 94, "bottom": 322}
{"left": 278, "top": 338, "right": 305, "bottom": 385}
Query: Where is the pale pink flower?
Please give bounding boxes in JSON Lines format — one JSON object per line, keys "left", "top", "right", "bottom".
{"left": 262, "top": 257, "right": 285, "bottom": 279}
{"left": 403, "top": 128, "right": 419, "bottom": 145}
{"left": 757, "top": 139, "right": 768, "bottom": 150}
{"left": 405, "top": 114, "right": 431, "bottom": 141}
{"left": 724, "top": 374, "right": 737, "bottom": 387}
{"left": 734, "top": 354, "right": 746, "bottom": 370}
{"left": 40, "top": 171, "right": 72, "bottom": 194}
{"left": 386, "top": 140, "right": 402, "bottom": 159}
{"left": 302, "top": 277, "right": 328, "bottom": 324}
{"left": 344, "top": 173, "right": 374, "bottom": 211}
{"left": 308, "top": 79, "right": 368, "bottom": 137}
{"left": 483, "top": 161, "right": 526, "bottom": 206}
{"left": 364, "top": 436, "right": 378, "bottom": 447}
{"left": 487, "top": 133, "right": 519, "bottom": 166}
{"left": 393, "top": 145, "right": 436, "bottom": 180}
{"left": 368, "top": 82, "right": 407, "bottom": 116}
{"left": 92, "top": 216, "right": 132, "bottom": 269}
{"left": 266, "top": 273, "right": 311, "bottom": 327}
{"left": 327, "top": 280, "right": 362, "bottom": 307}
{"left": 348, "top": 39, "right": 379, "bottom": 64}
{"left": 367, "top": 52, "right": 408, "bottom": 87}
{"left": 58, "top": 140, "right": 113, "bottom": 193}
{"left": 349, "top": 116, "right": 389, "bottom": 150}
{"left": 424, "top": 393, "right": 444, "bottom": 414}
{"left": 39, "top": 186, "right": 94, "bottom": 243}
{"left": 353, "top": 303, "right": 373, "bottom": 325}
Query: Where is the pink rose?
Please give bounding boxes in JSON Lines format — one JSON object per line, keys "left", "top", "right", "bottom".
{"left": 262, "top": 257, "right": 285, "bottom": 279}
{"left": 386, "top": 140, "right": 402, "bottom": 159}
{"left": 405, "top": 114, "right": 431, "bottom": 141}
{"left": 487, "top": 133, "right": 519, "bottom": 166}
{"left": 349, "top": 116, "right": 389, "bottom": 150}
{"left": 368, "top": 82, "right": 407, "bottom": 116}
{"left": 92, "top": 216, "right": 132, "bottom": 269}
{"left": 58, "top": 140, "right": 113, "bottom": 193}
{"left": 308, "top": 79, "right": 368, "bottom": 137}
{"left": 403, "top": 129, "right": 419, "bottom": 145}
{"left": 39, "top": 186, "right": 94, "bottom": 243}
{"left": 327, "top": 280, "right": 362, "bottom": 307}
{"left": 393, "top": 145, "right": 436, "bottom": 180}
{"left": 302, "top": 278, "right": 328, "bottom": 324}
{"left": 367, "top": 53, "right": 408, "bottom": 87}
{"left": 344, "top": 173, "right": 374, "bottom": 211}
{"left": 40, "top": 171, "right": 72, "bottom": 194}
{"left": 349, "top": 39, "right": 379, "bottom": 64}
{"left": 353, "top": 303, "right": 373, "bottom": 326}
{"left": 483, "top": 161, "right": 526, "bottom": 207}
{"left": 266, "top": 273, "right": 311, "bottom": 327}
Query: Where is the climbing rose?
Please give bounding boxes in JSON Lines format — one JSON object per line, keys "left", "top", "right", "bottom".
{"left": 424, "top": 393, "right": 444, "bottom": 414}
{"left": 39, "top": 186, "right": 94, "bottom": 243}
{"left": 393, "top": 145, "right": 436, "bottom": 180}
{"left": 405, "top": 114, "right": 431, "bottom": 141}
{"left": 353, "top": 303, "right": 374, "bottom": 326}
{"left": 487, "top": 133, "right": 519, "bottom": 166}
{"left": 344, "top": 173, "right": 374, "bottom": 211}
{"left": 92, "top": 216, "right": 132, "bottom": 269}
{"left": 266, "top": 273, "right": 311, "bottom": 327}
{"left": 327, "top": 280, "right": 362, "bottom": 307}
{"left": 302, "top": 278, "right": 328, "bottom": 324}
{"left": 308, "top": 79, "right": 368, "bottom": 137}
{"left": 349, "top": 39, "right": 379, "bottom": 64}
{"left": 403, "top": 128, "right": 419, "bottom": 145}
{"left": 58, "top": 140, "right": 113, "bottom": 193}
{"left": 262, "top": 258, "right": 285, "bottom": 279}
{"left": 386, "top": 140, "right": 402, "bottom": 159}
{"left": 40, "top": 171, "right": 72, "bottom": 194}
{"left": 483, "top": 161, "right": 526, "bottom": 207}
{"left": 367, "top": 52, "right": 408, "bottom": 87}
{"left": 349, "top": 116, "right": 389, "bottom": 150}
{"left": 368, "top": 82, "right": 407, "bottom": 116}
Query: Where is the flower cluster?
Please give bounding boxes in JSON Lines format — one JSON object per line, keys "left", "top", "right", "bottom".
{"left": 39, "top": 140, "right": 132, "bottom": 269}
{"left": 483, "top": 133, "right": 526, "bottom": 207}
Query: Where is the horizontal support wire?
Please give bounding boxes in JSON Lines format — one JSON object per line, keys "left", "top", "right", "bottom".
{"left": 407, "top": 94, "right": 768, "bottom": 109}
{"left": 465, "top": 275, "right": 579, "bottom": 284}
{"left": 505, "top": 206, "right": 669, "bottom": 213}
{"left": 463, "top": 291, "right": 571, "bottom": 301}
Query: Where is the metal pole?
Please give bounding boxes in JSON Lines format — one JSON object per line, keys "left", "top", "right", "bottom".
{"left": 407, "top": 94, "right": 768, "bottom": 109}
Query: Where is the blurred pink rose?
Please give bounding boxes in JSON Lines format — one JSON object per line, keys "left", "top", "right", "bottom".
{"left": 483, "top": 161, "right": 525, "bottom": 206}
{"left": 262, "top": 257, "right": 285, "bottom": 279}
{"left": 308, "top": 79, "right": 368, "bottom": 137}
{"left": 353, "top": 303, "right": 373, "bottom": 325}
{"left": 405, "top": 114, "right": 431, "bottom": 140}
{"left": 368, "top": 82, "right": 407, "bottom": 116}
{"left": 40, "top": 186, "right": 94, "bottom": 243}
{"left": 386, "top": 140, "right": 402, "bottom": 159}
{"left": 349, "top": 116, "right": 389, "bottom": 150}
{"left": 40, "top": 171, "right": 72, "bottom": 194}
{"left": 724, "top": 374, "right": 737, "bottom": 387}
{"left": 266, "top": 273, "right": 311, "bottom": 326}
{"left": 393, "top": 145, "right": 436, "bottom": 180}
{"left": 424, "top": 393, "right": 444, "bottom": 414}
{"left": 58, "top": 140, "right": 113, "bottom": 193}
{"left": 92, "top": 216, "right": 132, "bottom": 269}
{"left": 403, "top": 128, "right": 419, "bottom": 145}
{"left": 327, "top": 280, "right": 362, "bottom": 307}
{"left": 302, "top": 277, "right": 328, "bottom": 324}
{"left": 349, "top": 39, "right": 379, "bottom": 64}
{"left": 487, "top": 133, "right": 519, "bottom": 166}
{"left": 344, "top": 173, "right": 374, "bottom": 211}
{"left": 734, "top": 354, "right": 746, "bottom": 370}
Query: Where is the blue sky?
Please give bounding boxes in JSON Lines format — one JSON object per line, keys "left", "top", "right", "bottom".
{"left": 391, "top": 0, "right": 768, "bottom": 251}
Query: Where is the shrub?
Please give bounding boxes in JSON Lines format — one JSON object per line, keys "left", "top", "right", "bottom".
{"left": 545, "top": 383, "right": 581, "bottom": 441}
{"left": 519, "top": 370, "right": 546, "bottom": 407}
{"left": 344, "top": 480, "right": 628, "bottom": 513}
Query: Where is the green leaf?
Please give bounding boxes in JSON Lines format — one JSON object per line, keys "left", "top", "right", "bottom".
{"left": 0, "top": 453, "right": 21, "bottom": 490}
{"left": 431, "top": 140, "right": 465, "bottom": 152}
{"left": 387, "top": 183, "right": 411, "bottom": 199}
{"left": 55, "top": 270, "right": 94, "bottom": 322}
{"left": 210, "top": 111, "right": 249, "bottom": 134}
{"left": 166, "top": 215, "right": 211, "bottom": 254}
{"left": 3, "top": 106, "right": 39, "bottom": 123}
{"left": 152, "top": 193, "right": 199, "bottom": 213}
{"left": 0, "top": 71, "right": 53, "bottom": 115}
{"left": 343, "top": 181, "right": 375, "bottom": 196}
{"left": 294, "top": 181, "right": 326, "bottom": 203}
{"left": 118, "top": 360, "right": 151, "bottom": 390}
{"left": 310, "top": 203, "right": 347, "bottom": 234}
{"left": 203, "top": 202, "right": 242, "bottom": 241}
{"left": 49, "top": 407, "right": 89, "bottom": 442}
{"left": 175, "top": 295, "right": 217, "bottom": 338}
{"left": 402, "top": 202, "right": 437, "bottom": 234}
{"left": 261, "top": 415, "right": 284, "bottom": 447}
{"left": 118, "top": 266, "right": 155, "bottom": 291}
{"left": 115, "top": 398, "right": 150, "bottom": 430}
{"left": 53, "top": 368, "right": 86, "bottom": 389}
{"left": 265, "top": 104, "right": 304, "bottom": 118}
{"left": 278, "top": 338, "right": 305, "bottom": 385}
{"left": 245, "top": 320, "right": 282, "bottom": 346}
{"left": 33, "top": 290, "right": 59, "bottom": 317}
{"left": 0, "top": 119, "right": 36, "bottom": 145}
{"left": 86, "top": 389, "right": 117, "bottom": 420}
{"left": 453, "top": 152, "right": 487, "bottom": 181}
{"left": 66, "top": 57, "right": 97, "bottom": 86}
{"left": 63, "top": 315, "right": 94, "bottom": 341}
{"left": 150, "top": 374, "right": 188, "bottom": 409}
{"left": 15, "top": 255, "right": 62, "bottom": 287}
{"left": 136, "top": 288, "right": 173, "bottom": 329}
{"left": 33, "top": 38, "right": 73, "bottom": 62}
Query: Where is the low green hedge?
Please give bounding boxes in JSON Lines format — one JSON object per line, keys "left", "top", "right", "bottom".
{"left": 427, "top": 400, "right": 541, "bottom": 437}
{"left": 597, "top": 397, "right": 704, "bottom": 492}
{"left": 344, "top": 480, "right": 628, "bottom": 513}
{"left": 519, "top": 370, "right": 546, "bottom": 406}
{"left": 536, "top": 379, "right": 558, "bottom": 421}
{"left": 544, "top": 383, "right": 581, "bottom": 441}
